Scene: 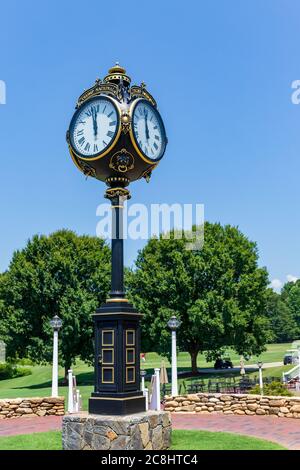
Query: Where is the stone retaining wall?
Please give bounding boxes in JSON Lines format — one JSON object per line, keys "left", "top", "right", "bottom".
{"left": 164, "top": 393, "right": 300, "bottom": 418}
{"left": 0, "top": 397, "right": 65, "bottom": 419}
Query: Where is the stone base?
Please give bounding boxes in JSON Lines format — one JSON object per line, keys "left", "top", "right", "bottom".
{"left": 62, "top": 411, "right": 172, "bottom": 450}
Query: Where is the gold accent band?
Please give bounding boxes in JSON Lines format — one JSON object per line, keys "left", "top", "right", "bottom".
{"left": 106, "top": 298, "right": 129, "bottom": 303}
{"left": 90, "top": 395, "right": 143, "bottom": 401}
{"left": 92, "top": 312, "right": 143, "bottom": 317}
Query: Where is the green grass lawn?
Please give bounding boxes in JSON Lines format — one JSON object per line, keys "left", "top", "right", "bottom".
{"left": 171, "top": 430, "right": 286, "bottom": 450}
{"left": 0, "top": 430, "right": 286, "bottom": 450}
{"left": 0, "top": 431, "right": 62, "bottom": 450}
{"left": 0, "top": 343, "right": 293, "bottom": 411}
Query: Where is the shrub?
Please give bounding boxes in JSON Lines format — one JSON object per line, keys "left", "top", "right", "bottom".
{"left": 250, "top": 381, "right": 293, "bottom": 397}
{"left": 0, "top": 363, "right": 32, "bottom": 380}
{"left": 15, "top": 358, "right": 34, "bottom": 366}
{"left": 7, "top": 357, "right": 35, "bottom": 366}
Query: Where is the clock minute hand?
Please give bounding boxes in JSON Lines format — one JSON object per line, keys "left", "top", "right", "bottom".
{"left": 92, "top": 107, "right": 98, "bottom": 138}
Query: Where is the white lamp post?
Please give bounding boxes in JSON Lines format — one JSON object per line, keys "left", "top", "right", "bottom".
{"left": 167, "top": 315, "right": 181, "bottom": 397}
{"left": 140, "top": 369, "right": 146, "bottom": 392}
{"left": 50, "top": 315, "right": 62, "bottom": 397}
{"left": 257, "top": 361, "right": 263, "bottom": 395}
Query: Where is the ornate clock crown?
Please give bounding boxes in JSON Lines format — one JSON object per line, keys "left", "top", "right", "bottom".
{"left": 103, "top": 62, "right": 131, "bottom": 87}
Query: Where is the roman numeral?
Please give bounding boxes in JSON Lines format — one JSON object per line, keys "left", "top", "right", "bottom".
{"left": 103, "top": 105, "right": 106, "bottom": 114}
{"left": 77, "top": 129, "right": 84, "bottom": 136}
{"left": 153, "top": 125, "right": 158, "bottom": 129}
{"left": 150, "top": 115, "right": 153, "bottom": 121}
{"left": 155, "top": 135, "right": 160, "bottom": 140}
{"left": 154, "top": 142, "right": 158, "bottom": 150}
{"left": 107, "top": 130, "right": 114, "bottom": 138}
{"left": 84, "top": 143, "right": 90, "bottom": 152}
{"left": 78, "top": 120, "right": 86, "bottom": 125}
{"left": 103, "top": 140, "right": 107, "bottom": 146}
{"left": 94, "top": 144, "right": 98, "bottom": 153}
{"left": 151, "top": 147, "right": 154, "bottom": 154}
{"left": 139, "top": 108, "right": 143, "bottom": 115}
{"left": 145, "top": 146, "right": 148, "bottom": 155}
{"left": 107, "top": 111, "right": 113, "bottom": 118}
{"left": 78, "top": 137, "right": 85, "bottom": 146}
{"left": 109, "top": 120, "right": 116, "bottom": 127}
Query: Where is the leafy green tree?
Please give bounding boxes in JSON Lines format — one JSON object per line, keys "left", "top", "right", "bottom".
{"left": 281, "top": 280, "right": 300, "bottom": 330}
{"left": 265, "top": 288, "right": 298, "bottom": 342}
{"left": 0, "top": 230, "right": 110, "bottom": 377}
{"left": 127, "top": 222, "right": 271, "bottom": 373}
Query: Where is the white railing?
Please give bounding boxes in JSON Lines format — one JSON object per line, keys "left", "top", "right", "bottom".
{"left": 283, "top": 364, "right": 300, "bottom": 382}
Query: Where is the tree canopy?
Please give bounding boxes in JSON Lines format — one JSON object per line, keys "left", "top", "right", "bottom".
{"left": 0, "top": 230, "right": 110, "bottom": 376}
{"left": 127, "top": 222, "right": 271, "bottom": 372}
{"left": 265, "top": 288, "right": 298, "bottom": 343}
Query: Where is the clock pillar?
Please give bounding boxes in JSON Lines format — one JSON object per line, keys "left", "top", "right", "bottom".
{"left": 88, "top": 183, "right": 146, "bottom": 415}
{"left": 67, "top": 64, "right": 167, "bottom": 417}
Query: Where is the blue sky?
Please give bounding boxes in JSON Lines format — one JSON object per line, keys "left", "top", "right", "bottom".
{"left": 0, "top": 0, "right": 299, "bottom": 290}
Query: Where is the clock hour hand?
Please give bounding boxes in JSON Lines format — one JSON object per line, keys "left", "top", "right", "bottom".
{"left": 144, "top": 109, "right": 150, "bottom": 140}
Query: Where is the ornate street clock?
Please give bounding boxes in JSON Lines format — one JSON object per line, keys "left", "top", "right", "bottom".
{"left": 67, "top": 63, "right": 167, "bottom": 185}
{"left": 67, "top": 64, "right": 167, "bottom": 415}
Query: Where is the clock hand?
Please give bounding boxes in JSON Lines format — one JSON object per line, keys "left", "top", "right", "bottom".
{"left": 144, "top": 109, "right": 150, "bottom": 140}
{"left": 92, "top": 107, "right": 98, "bottom": 138}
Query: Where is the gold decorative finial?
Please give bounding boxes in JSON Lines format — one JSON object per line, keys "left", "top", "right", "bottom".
{"left": 104, "top": 63, "right": 131, "bottom": 86}
{"left": 108, "top": 63, "right": 126, "bottom": 75}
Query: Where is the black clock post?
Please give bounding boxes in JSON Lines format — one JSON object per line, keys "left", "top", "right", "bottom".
{"left": 63, "top": 64, "right": 172, "bottom": 450}
{"left": 66, "top": 63, "right": 167, "bottom": 417}
{"left": 88, "top": 185, "right": 145, "bottom": 415}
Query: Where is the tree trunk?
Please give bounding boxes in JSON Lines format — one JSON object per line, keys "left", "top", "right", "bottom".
{"left": 190, "top": 349, "right": 199, "bottom": 375}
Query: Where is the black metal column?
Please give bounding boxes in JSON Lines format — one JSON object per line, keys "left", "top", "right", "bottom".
{"left": 88, "top": 186, "right": 146, "bottom": 415}
{"left": 110, "top": 194, "right": 125, "bottom": 300}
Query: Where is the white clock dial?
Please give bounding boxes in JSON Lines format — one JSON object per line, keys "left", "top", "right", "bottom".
{"left": 70, "top": 97, "right": 119, "bottom": 158}
{"left": 132, "top": 100, "right": 166, "bottom": 161}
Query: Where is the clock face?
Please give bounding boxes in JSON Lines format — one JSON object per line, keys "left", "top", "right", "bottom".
{"left": 69, "top": 97, "right": 119, "bottom": 159}
{"left": 131, "top": 100, "right": 166, "bottom": 161}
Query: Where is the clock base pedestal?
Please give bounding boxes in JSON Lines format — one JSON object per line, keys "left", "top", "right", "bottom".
{"left": 89, "top": 392, "right": 145, "bottom": 416}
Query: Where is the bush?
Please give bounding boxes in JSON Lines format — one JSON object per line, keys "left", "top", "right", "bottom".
{"left": 15, "top": 358, "right": 34, "bottom": 366}
{"left": 0, "top": 363, "right": 32, "bottom": 380}
{"left": 250, "top": 381, "right": 293, "bottom": 397}
{"left": 7, "top": 357, "right": 35, "bottom": 366}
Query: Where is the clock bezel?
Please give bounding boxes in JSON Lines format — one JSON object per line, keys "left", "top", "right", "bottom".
{"left": 69, "top": 95, "right": 121, "bottom": 161}
{"left": 129, "top": 98, "right": 167, "bottom": 164}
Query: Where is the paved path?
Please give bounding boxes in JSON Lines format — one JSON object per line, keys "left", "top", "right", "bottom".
{"left": 172, "top": 413, "right": 300, "bottom": 450}
{"left": 0, "top": 416, "right": 62, "bottom": 437}
{"left": 1, "top": 412, "right": 300, "bottom": 450}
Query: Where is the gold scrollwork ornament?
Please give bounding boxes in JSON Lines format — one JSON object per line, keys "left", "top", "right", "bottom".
{"left": 121, "top": 112, "right": 131, "bottom": 134}
{"left": 109, "top": 149, "right": 134, "bottom": 173}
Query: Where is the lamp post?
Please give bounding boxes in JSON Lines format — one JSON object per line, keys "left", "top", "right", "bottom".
{"left": 257, "top": 361, "right": 263, "bottom": 395}
{"left": 50, "top": 315, "right": 62, "bottom": 397}
{"left": 167, "top": 315, "right": 181, "bottom": 397}
{"left": 140, "top": 369, "right": 146, "bottom": 392}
